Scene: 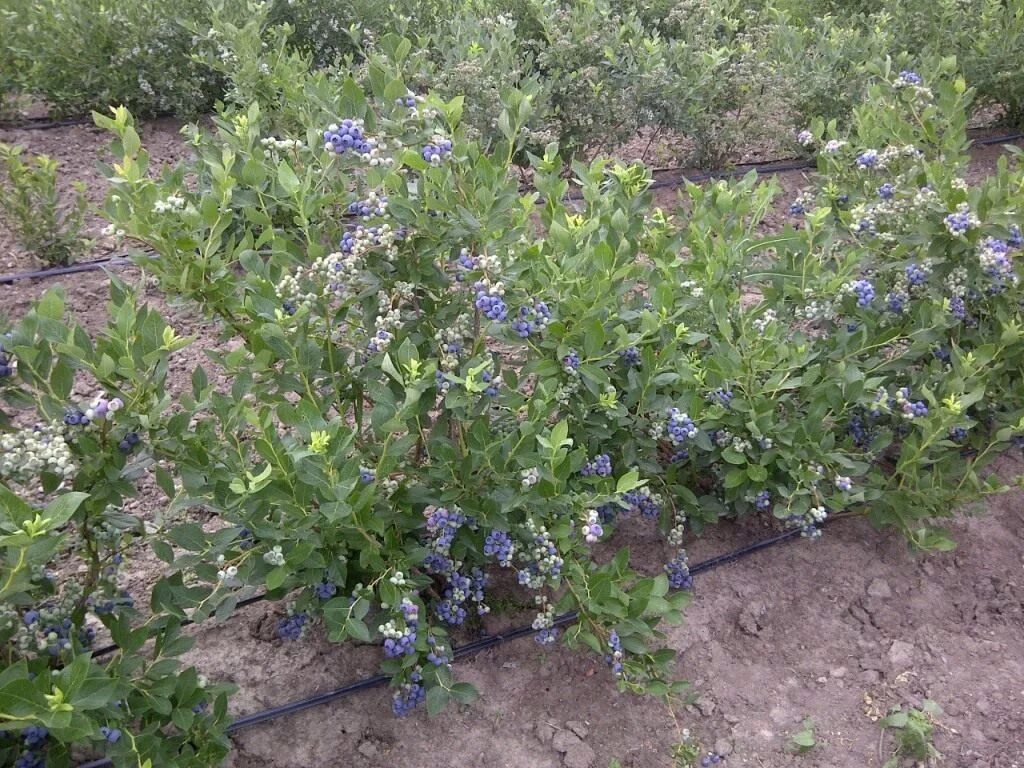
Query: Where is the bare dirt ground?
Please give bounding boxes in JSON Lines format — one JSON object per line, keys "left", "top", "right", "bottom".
{"left": 1, "top": 121, "right": 1022, "bottom": 768}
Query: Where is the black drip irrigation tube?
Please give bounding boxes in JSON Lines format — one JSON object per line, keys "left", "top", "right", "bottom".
{"left": 88, "top": 592, "right": 269, "bottom": 660}
{"left": 6, "top": 131, "right": 1024, "bottom": 288}
{"left": 0, "top": 115, "right": 96, "bottom": 131}
{"left": 0, "top": 112, "right": 179, "bottom": 131}
{"left": 75, "top": 526, "right": 805, "bottom": 768}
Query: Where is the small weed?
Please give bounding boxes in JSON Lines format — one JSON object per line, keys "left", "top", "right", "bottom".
{"left": 879, "top": 700, "right": 942, "bottom": 767}
{"left": 788, "top": 718, "right": 817, "bottom": 754}
{"left": 0, "top": 142, "right": 89, "bottom": 266}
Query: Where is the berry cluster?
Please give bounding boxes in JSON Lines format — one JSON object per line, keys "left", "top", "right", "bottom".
{"left": 421, "top": 135, "right": 453, "bottom": 164}
{"left": 0, "top": 423, "right": 76, "bottom": 482}
{"left": 474, "top": 283, "right": 509, "bottom": 322}
{"left": 13, "top": 726, "right": 48, "bottom": 768}
{"left": 436, "top": 568, "right": 488, "bottom": 625}
{"left": 943, "top": 203, "right": 979, "bottom": 237}
{"left": 276, "top": 608, "right": 309, "bottom": 641}
{"left": 581, "top": 453, "right": 613, "bottom": 477}
{"left": 978, "top": 237, "right": 1017, "bottom": 288}
{"left": 664, "top": 408, "right": 699, "bottom": 446}
{"left": 423, "top": 506, "right": 468, "bottom": 574}
{"left": 856, "top": 149, "right": 879, "bottom": 169}
{"left": 623, "top": 487, "right": 662, "bottom": 519}
{"left": 532, "top": 597, "right": 558, "bottom": 645}
{"left": 347, "top": 191, "right": 388, "bottom": 219}
{"left": 619, "top": 346, "right": 641, "bottom": 368}
{"left": 562, "top": 348, "right": 581, "bottom": 374}
{"left": 510, "top": 300, "right": 552, "bottom": 338}
{"left": 664, "top": 549, "right": 693, "bottom": 590}
{"left": 893, "top": 387, "right": 929, "bottom": 419}
{"left": 391, "top": 681, "right": 425, "bottom": 717}
{"left": 605, "top": 630, "right": 624, "bottom": 677}
{"left": 380, "top": 599, "right": 419, "bottom": 657}
{"left": 323, "top": 120, "right": 377, "bottom": 158}
{"left": 483, "top": 529, "right": 515, "bottom": 566}
{"left": 580, "top": 510, "right": 604, "bottom": 543}
{"left": 516, "top": 519, "right": 563, "bottom": 589}
{"left": 847, "top": 279, "right": 876, "bottom": 307}
{"left": 313, "top": 580, "right": 337, "bottom": 600}
{"left": 786, "top": 505, "right": 827, "bottom": 538}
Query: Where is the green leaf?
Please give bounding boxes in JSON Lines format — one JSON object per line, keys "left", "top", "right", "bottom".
{"left": 425, "top": 684, "right": 449, "bottom": 716}
{"left": 449, "top": 682, "right": 478, "bottom": 705}
{"left": 265, "top": 566, "right": 289, "bottom": 591}
{"left": 277, "top": 161, "right": 301, "bottom": 195}
{"left": 43, "top": 492, "right": 89, "bottom": 528}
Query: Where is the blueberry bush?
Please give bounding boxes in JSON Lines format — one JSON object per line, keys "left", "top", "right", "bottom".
{"left": 0, "top": 37, "right": 1022, "bottom": 768}
{"left": 2, "top": 0, "right": 1022, "bottom": 167}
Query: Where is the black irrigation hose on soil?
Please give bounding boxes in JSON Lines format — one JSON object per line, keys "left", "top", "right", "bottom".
{"left": 88, "top": 592, "right": 270, "bottom": 660}
{"left": 0, "top": 115, "right": 96, "bottom": 131}
{"left": 5, "top": 132, "right": 1023, "bottom": 287}
{"left": 0, "top": 112, "right": 179, "bottom": 131}
{"left": 75, "top": 525, "right": 806, "bottom": 768}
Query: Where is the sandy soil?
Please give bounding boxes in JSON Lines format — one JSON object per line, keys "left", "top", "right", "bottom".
{"left": 1, "top": 121, "right": 1022, "bottom": 768}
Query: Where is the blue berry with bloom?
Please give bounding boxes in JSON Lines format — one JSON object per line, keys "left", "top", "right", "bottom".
{"left": 710, "top": 387, "right": 733, "bottom": 408}
{"left": 474, "top": 285, "right": 508, "bottom": 321}
{"left": 944, "top": 209, "right": 975, "bottom": 236}
{"left": 886, "top": 289, "right": 907, "bottom": 314}
{"left": 788, "top": 200, "right": 805, "bottom": 216}
{"left": 392, "top": 682, "right": 425, "bottom": 716}
{"left": 855, "top": 218, "right": 876, "bottom": 235}
{"left": 422, "top": 137, "right": 453, "bottom": 164}
{"left": 314, "top": 580, "right": 337, "bottom": 600}
{"left": 535, "top": 627, "right": 559, "bottom": 645}
{"left": 63, "top": 408, "right": 88, "bottom": 426}
{"left": 754, "top": 490, "right": 772, "bottom": 512}
{"left": 950, "top": 295, "right": 966, "bottom": 320}
{"left": 581, "top": 454, "right": 613, "bottom": 477}
{"left": 1009, "top": 224, "right": 1023, "bottom": 249}
{"left": 15, "top": 751, "right": 44, "bottom": 768}
{"left": 562, "top": 349, "right": 581, "bottom": 373}
{"left": 426, "top": 636, "right": 451, "bottom": 666}
{"left": 619, "top": 346, "right": 641, "bottom": 367}
{"left": 484, "top": 530, "right": 514, "bottom": 566}
{"left": 896, "top": 70, "right": 922, "bottom": 86}
{"left": 624, "top": 488, "right": 661, "bottom": 519}
{"left": 359, "top": 466, "right": 376, "bottom": 484}
{"left": 878, "top": 182, "right": 895, "bottom": 200}
{"left": 905, "top": 263, "right": 928, "bottom": 287}
{"left": 933, "top": 346, "right": 951, "bottom": 363}
{"left": 665, "top": 550, "right": 693, "bottom": 589}
{"left": 606, "top": 630, "right": 624, "bottom": 677}
{"left": 323, "top": 120, "right": 375, "bottom": 156}
{"left": 949, "top": 427, "right": 969, "bottom": 443}
{"left": 510, "top": 301, "right": 552, "bottom": 338}
{"left": 99, "top": 726, "right": 121, "bottom": 744}
{"left": 481, "top": 370, "right": 499, "bottom": 397}
{"left": 850, "top": 279, "right": 875, "bottom": 307}
{"left": 856, "top": 149, "right": 879, "bottom": 169}
{"left": 665, "top": 408, "right": 698, "bottom": 445}
{"left": 118, "top": 431, "right": 140, "bottom": 454}
{"left": 22, "top": 727, "right": 47, "bottom": 749}
{"left": 276, "top": 612, "right": 309, "bottom": 641}
{"left": 424, "top": 506, "right": 467, "bottom": 555}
